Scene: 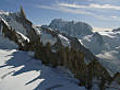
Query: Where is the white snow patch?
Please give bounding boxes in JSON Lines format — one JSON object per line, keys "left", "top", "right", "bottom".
{"left": 58, "top": 34, "right": 70, "bottom": 47}
{"left": 0, "top": 10, "right": 9, "bottom": 15}
{"left": 40, "top": 32, "right": 57, "bottom": 46}
{"left": 0, "top": 16, "right": 10, "bottom": 28}
{"left": 16, "top": 31, "right": 30, "bottom": 42}
{"left": 78, "top": 39, "right": 84, "bottom": 45}
{"left": 33, "top": 25, "right": 41, "bottom": 35}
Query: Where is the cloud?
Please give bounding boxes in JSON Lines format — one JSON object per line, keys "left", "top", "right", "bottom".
{"left": 58, "top": 3, "right": 87, "bottom": 9}
{"left": 59, "top": 3, "right": 120, "bottom": 10}
{"left": 93, "top": 15, "right": 120, "bottom": 21}
{"left": 36, "top": 5, "right": 91, "bottom": 15}
{"left": 90, "top": 4, "right": 120, "bottom": 10}
{"left": 36, "top": 4, "right": 120, "bottom": 21}
{"left": 111, "top": 15, "right": 118, "bottom": 19}
{"left": 93, "top": 27, "right": 112, "bottom": 32}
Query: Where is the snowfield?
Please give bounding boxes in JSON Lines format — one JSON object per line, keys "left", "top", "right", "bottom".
{"left": 0, "top": 49, "right": 85, "bottom": 90}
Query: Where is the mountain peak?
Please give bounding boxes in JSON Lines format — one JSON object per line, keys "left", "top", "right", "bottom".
{"left": 20, "top": 6, "right": 26, "bottom": 18}
{"left": 49, "top": 19, "right": 93, "bottom": 38}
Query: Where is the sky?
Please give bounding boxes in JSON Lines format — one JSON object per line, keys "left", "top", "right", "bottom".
{"left": 0, "top": 0, "right": 120, "bottom": 31}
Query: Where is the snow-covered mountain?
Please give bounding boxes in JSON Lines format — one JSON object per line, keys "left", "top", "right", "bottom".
{"left": 0, "top": 9, "right": 120, "bottom": 90}
{"left": 46, "top": 19, "right": 120, "bottom": 76}
{"left": 49, "top": 19, "right": 93, "bottom": 38}
{"left": 81, "top": 32, "right": 105, "bottom": 55}
{"left": 79, "top": 31, "right": 120, "bottom": 76}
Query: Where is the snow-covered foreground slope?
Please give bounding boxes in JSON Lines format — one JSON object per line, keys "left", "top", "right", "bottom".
{"left": 0, "top": 49, "right": 85, "bottom": 90}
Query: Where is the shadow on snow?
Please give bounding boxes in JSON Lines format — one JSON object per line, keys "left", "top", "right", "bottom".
{"left": 0, "top": 50, "right": 80, "bottom": 90}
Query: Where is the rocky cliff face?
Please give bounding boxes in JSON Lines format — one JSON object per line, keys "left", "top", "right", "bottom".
{"left": 0, "top": 18, "right": 28, "bottom": 50}
{"left": 0, "top": 9, "right": 38, "bottom": 42}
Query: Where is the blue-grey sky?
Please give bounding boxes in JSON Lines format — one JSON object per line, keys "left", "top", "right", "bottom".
{"left": 0, "top": 0, "right": 120, "bottom": 31}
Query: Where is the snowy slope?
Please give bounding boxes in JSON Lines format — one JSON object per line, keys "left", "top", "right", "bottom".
{"left": 81, "top": 32, "right": 105, "bottom": 55}
{"left": 40, "top": 30, "right": 57, "bottom": 46}
{"left": 81, "top": 31, "right": 120, "bottom": 76}
{"left": 0, "top": 49, "right": 85, "bottom": 90}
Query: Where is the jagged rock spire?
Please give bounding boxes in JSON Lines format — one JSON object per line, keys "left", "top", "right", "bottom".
{"left": 20, "top": 5, "right": 26, "bottom": 18}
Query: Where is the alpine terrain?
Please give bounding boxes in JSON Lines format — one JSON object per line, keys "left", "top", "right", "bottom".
{"left": 0, "top": 7, "right": 120, "bottom": 90}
